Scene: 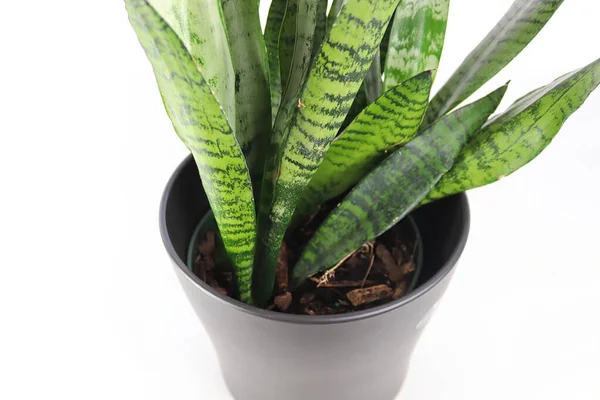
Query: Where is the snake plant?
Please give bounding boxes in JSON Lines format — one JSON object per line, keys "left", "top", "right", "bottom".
{"left": 126, "top": 0, "right": 600, "bottom": 307}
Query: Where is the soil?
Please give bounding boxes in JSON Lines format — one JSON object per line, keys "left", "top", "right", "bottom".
{"left": 192, "top": 209, "right": 418, "bottom": 315}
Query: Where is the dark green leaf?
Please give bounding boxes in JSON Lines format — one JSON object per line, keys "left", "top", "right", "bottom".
{"left": 292, "top": 84, "right": 507, "bottom": 285}
{"left": 425, "top": 0, "right": 564, "bottom": 124}
{"left": 255, "top": 0, "right": 401, "bottom": 306}
{"left": 379, "top": 13, "right": 393, "bottom": 73}
{"left": 274, "top": 0, "right": 324, "bottom": 141}
{"left": 126, "top": 0, "right": 256, "bottom": 303}
{"left": 327, "top": 0, "right": 346, "bottom": 31}
{"left": 221, "top": 0, "right": 271, "bottom": 176}
{"left": 383, "top": 0, "right": 450, "bottom": 90}
{"left": 311, "top": 0, "right": 328, "bottom": 62}
{"left": 295, "top": 71, "right": 433, "bottom": 221}
{"left": 264, "top": 0, "right": 287, "bottom": 125}
{"left": 427, "top": 58, "right": 600, "bottom": 202}
{"left": 278, "top": 0, "right": 299, "bottom": 93}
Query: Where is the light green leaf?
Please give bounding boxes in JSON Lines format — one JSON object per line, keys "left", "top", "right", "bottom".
{"left": 292, "top": 84, "right": 507, "bottom": 285}
{"left": 126, "top": 0, "right": 256, "bottom": 303}
{"left": 383, "top": 0, "right": 449, "bottom": 90}
{"left": 274, "top": 0, "right": 323, "bottom": 140}
{"left": 255, "top": 0, "right": 401, "bottom": 306}
{"left": 427, "top": 58, "right": 600, "bottom": 202}
{"left": 425, "top": 0, "right": 564, "bottom": 124}
{"left": 264, "top": 0, "right": 287, "bottom": 124}
{"left": 295, "top": 71, "right": 433, "bottom": 221}
{"left": 221, "top": 0, "right": 271, "bottom": 176}
{"left": 147, "top": 0, "right": 236, "bottom": 131}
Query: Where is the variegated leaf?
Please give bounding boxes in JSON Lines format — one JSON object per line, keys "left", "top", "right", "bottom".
{"left": 126, "top": 0, "right": 256, "bottom": 303}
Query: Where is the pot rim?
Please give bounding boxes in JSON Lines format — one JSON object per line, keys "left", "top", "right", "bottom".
{"left": 159, "top": 155, "right": 470, "bottom": 325}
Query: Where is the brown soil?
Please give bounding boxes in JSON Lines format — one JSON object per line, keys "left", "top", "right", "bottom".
{"left": 192, "top": 212, "right": 418, "bottom": 315}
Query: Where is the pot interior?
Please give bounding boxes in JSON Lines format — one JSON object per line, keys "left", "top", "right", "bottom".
{"left": 161, "top": 156, "right": 469, "bottom": 295}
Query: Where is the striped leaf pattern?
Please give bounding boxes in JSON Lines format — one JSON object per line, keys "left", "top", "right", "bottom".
{"left": 273, "top": 0, "right": 323, "bottom": 140}
{"left": 264, "top": 0, "right": 287, "bottom": 124}
{"left": 425, "top": 0, "right": 564, "bottom": 124}
{"left": 126, "top": 0, "right": 256, "bottom": 303}
{"left": 327, "top": 0, "right": 346, "bottom": 31}
{"left": 427, "top": 58, "right": 600, "bottom": 202}
{"left": 292, "top": 84, "right": 507, "bottom": 285}
{"left": 339, "top": 53, "right": 383, "bottom": 133}
{"left": 221, "top": 0, "right": 271, "bottom": 176}
{"left": 379, "top": 13, "right": 394, "bottom": 74}
{"left": 147, "top": 0, "right": 236, "bottom": 131}
{"left": 383, "top": 0, "right": 450, "bottom": 90}
{"left": 294, "top": 71, "right": 433, "bottom": 222}
{"left": 255, "top": 0, "right": 401, "bottom": 306}
{"left": 259, "top": 0, "right": 325, "bottom": 220}
{"left": 259, "top": 0, "right": 324, "bottom": 208}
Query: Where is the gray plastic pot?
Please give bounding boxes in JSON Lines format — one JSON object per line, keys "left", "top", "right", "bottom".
{"left": 159, "top": 155, "right": 470, "bottom": 400}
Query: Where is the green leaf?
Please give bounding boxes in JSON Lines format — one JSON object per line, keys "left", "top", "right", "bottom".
{"left": 295, "top": 71, "right": 433, "bottom": 221}
{"left": 383, "top": 0, "right": 450, "bottom": 91}
{"left": 327, "top": 0, "right": 346, "bottom": 31}
{"left": 427, "top": 58, "right": 600, "bottom": 202}
{"left": 274, "top": 0, "right": 323, "bottom": 138}
{"left": 338, "top": 53, "right": 383, "bottom": 133}
{"left": 264, "top": 0, "right": 287, "bottom": 125}
{"left": 278, "top": 0, "right": 299, "bottom": 94}
{"left": 379, "top": 13, "right": 393, "bottom": 73}
{"left": 221, "top": 0, "right": 271, "bottom": 176}
{"left": 259, "top": 0, "right": 326, "bottom": 227}
{"left": 425, "top": 0, "right": 564, "bottom": 124}
{"left": 126, "top": 0, "right": 256, "bottom": 303}
{"left": 291, "top": 84, "right": 508, "bottom": 285}
{"left": 255, "top": 0, "right": 401, "bottom": 306}
{"left": 259, "top": 0, "right": 327, "bottom": 210}
{"left": 311, "top": 0, "right": 328, "bottom": 62}
{"left": 147, "top": 0, "right": 236, "bottom": 131}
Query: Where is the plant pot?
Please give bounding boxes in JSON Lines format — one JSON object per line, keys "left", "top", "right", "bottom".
{"left": 159, "top": 155, "right": 470, "bottom": 400}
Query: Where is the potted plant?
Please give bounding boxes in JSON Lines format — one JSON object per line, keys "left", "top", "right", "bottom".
{"left": 126, "top": 0, "right": 599, "bottom": 398}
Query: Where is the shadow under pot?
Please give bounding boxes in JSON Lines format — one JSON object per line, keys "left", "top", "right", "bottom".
{"left": 159, "top": 154, "right": 470, "bottom": 400}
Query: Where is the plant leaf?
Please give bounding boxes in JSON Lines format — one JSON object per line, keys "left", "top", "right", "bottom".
{"left": 264, "top": 0, "right": 287, "bottom": 125}
{"left": 425, "top": 0, "right": 564, "bottom": 125}
{"left": 273, "top": 0, "right": 323, "bottom": 140}
{"left": 379, "top": 12, "right": 393, "bottom": 73}
{"left": 338, "top": 53, "right": 383, "bottom": 133}
{"left": 126, "top": 0, "right": 256, "bottom": 303}
{"left": 327, "top": 0, "right": 346, "bottom": 31}
{"left": 294, "top": 71, "right": 433, "bottom": 221}
{"left": 311, "top": 0, "right": 328, "bottom": 62}
{"left": 255, "top": 0, "right": 401, "bottom": 306}
{"left": 383, "top": 0, "right": 450, "bottom": 91}
{"left": 278, "top": 0, "right": 299, "bottom": 94}
{"left": 147, "top": 0, "right": 236, "bottom": 131}
{"left": 291, "top": 84, "right": 507, "bottom": 285}
{"left": 221, "top": 0, "right": 271, "bottom": 176}
{"left": 258, "top": 0, "right": 326, "bottom": 237}
{"left": 427, "top": 58, "right": 600, "bottom": 202}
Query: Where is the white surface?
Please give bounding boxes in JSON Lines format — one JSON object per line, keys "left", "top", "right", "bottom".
{"left": 0, "top": 1, "right": 599, "bottom": 399}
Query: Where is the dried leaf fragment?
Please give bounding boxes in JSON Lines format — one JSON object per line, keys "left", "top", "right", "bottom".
{"left": 346, "top": 284, "right": 393, "bottom": 307}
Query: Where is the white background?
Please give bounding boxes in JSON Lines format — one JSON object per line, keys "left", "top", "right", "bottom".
{"left": 0, "top": 0, "right": 599, "bottom": 399}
